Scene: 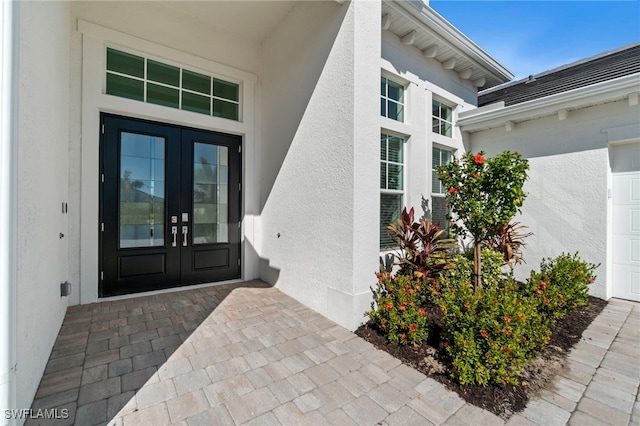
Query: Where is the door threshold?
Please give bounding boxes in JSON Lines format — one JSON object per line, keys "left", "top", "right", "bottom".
{"left": 98, "top": 278, "right": 246, "bottom": 302}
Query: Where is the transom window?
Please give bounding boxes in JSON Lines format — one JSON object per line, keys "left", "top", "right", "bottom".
{"left": 106, "top": 48, "right": 240, "bottom": 121}
{"left": 432, "top": 100, "right": 452, "bottom": 137}
{"left": 380, "top": 133, "right": 405, "bottom": 250}
{"left": 381, "top": 77, "right": 404, "bottom": 122}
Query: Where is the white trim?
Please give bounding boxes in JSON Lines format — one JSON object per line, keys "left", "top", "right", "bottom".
{"left": 459, "top": 73, "right": 640, "bottom": 132}
{"left": 78, "top": 20, "right": 258, "bottom": 304}
{"left": 0, "top": 0, "right": 18, "bottom": 419}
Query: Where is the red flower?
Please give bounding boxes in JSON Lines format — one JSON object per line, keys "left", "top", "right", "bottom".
{"left": 504, "top": 316, "right": 511, "bottom": 323}
{"left": 480, "top": 330, "right": 489, "bottom": 338}
{"left": 401, "top": 333, "right": 407, "bottom": 341}
{"left": 474, "top": 154, "right": 485, "bottom": 164}
{"left": 398, "top": 305, "right": 406, "bottom": 311}
{"left": 448, "top": 187, "right": 458, "bottom": 194}
{"left": 443, "top": 341, "right": 449, "bottom": 348}
{"left": 474, "top": 173, "right": 480, "bottom": 178}
{"left": 503, "top": 347, "right": 511, "bottom": 354}
{"left": 418, "top": 308, "right": 427, "bottom": 316}
{"left": 409, "top": 323, "right": 418, "bottom": 332}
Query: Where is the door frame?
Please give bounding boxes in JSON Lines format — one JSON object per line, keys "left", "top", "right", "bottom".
{"left": 79, "top": 21, "right": 258, "bottom": 304}
{"left": 99, "top": 114, "right": 243, "bottom": 297}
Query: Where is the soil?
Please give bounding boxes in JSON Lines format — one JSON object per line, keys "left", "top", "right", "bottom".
{"left": 355, "top": 295, "right": 607, "bottom": 419}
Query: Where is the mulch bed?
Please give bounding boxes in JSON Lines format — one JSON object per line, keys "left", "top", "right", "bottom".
{"left": 355, "top": 295, "right": 607, "bottom": 419}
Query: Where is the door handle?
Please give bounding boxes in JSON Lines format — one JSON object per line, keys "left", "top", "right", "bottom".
{"left": 171, "top": 226, "right": 177, "bottom": 247}
{"left": 182, "top": 226, "right": 188, "bottom": 246}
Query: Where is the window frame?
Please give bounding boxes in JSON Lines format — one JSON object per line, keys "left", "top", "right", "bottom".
{"left": 381, "top": 77, "right": 405, "bottom": 122}
{"left": 431, "top": 146, "right": 454, "bottom": 195}
{"left": 432, "top": 99, "right": 453, "bottom": 137}
{"left": 380, "top": 133, "right": 406, "bottom": 251}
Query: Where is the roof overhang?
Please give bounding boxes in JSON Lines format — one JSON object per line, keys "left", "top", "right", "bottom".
{"left": 382, "top": 1, "right": 513, "bottom": 89}
{"left": 458, "top": 73, "right": 640, "bottom": 133}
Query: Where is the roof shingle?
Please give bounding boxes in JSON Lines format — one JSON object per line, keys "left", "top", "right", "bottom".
{"left": 478, "top": 43, "right": 640, "bottom": 107}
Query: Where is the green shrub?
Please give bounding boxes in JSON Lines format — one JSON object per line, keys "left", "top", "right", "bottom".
{"left": 526, "top": 252, "right": 598, "bottom": 319}
{"left": 435, "top": 255, "right": 551, "bottom": 386}
{"left": 368, "top": 271, "right": 429, "bottom": 345}
{"left": 461, "top": 248, "right": 509, "bottom": 289}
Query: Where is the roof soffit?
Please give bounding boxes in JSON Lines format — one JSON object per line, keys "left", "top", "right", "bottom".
{"left": 382, "top": 1, "right": 513, "bottom": 90}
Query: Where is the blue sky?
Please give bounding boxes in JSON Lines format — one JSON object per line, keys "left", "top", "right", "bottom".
{"left": 430, "top": 1, "right": 640, "bottom": 80}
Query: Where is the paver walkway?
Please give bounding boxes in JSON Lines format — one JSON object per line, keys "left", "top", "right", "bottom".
{"left": 28, "top": 280, "right": 639, "bottom": 425}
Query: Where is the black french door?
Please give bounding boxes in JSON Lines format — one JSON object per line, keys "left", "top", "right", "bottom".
{"left": 100, "top": 114, "right": 241, "bottom": 297}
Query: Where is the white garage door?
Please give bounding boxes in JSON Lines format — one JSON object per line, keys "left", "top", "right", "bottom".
{"left": 612, "top": 171, "right": 640, "bottom": 302}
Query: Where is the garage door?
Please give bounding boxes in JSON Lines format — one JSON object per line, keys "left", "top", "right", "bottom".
{"left": 612, "top": 171, "right": 640, "bottom": 302}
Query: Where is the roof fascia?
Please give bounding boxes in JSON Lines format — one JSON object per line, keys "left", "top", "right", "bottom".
{"left": 458, "top": 73, "right": 640, "bottom": 132}
{"left": 388, "top": 0, "right": 513, "bottom": 83}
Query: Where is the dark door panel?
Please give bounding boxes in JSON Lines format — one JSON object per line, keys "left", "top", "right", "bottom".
{"left": 100, "top": 114, "right": 241, "bottom": 297}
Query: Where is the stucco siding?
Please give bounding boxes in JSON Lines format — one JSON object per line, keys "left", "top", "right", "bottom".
{"left": 16, "top": 0, "right": 71, "bottom": 412}
{"left": 259, "top": 1, "right": 380, "bottom": 329}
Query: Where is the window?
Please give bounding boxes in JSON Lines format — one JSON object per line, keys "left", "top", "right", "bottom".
{"left": 432, "top": 147, "right": 453, "bottom": 228}
{"left": 380, "top": 134, "right": 404, "bottom": 249}
{"left": 381, "top": 77, "right": 404, "bottom": 122}
{"left": 432, "top": 100, "right": 452, "bottom": 137}
{"left": 106, "top": 48, "right": 240, "bottom": 121}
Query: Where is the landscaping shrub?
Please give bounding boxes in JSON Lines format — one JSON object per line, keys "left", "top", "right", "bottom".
{"left": 484, "top": 221, "right": 533, "bottom": 268}
{"left": 368, "top": 271, "right": 429, "bottom": 345}
{"left": 387, "top": 207, "right": 457, "bottom": 286}
{"left": 526, "top": 252, "right": 598, "bottom": 319}
{"left": 438, "top": 151, "right": 529, "bottom": 289}
{"left": 435, "top": 253, "right": 551, "bottom": 386}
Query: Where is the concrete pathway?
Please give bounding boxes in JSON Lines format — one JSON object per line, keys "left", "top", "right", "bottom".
{"left": 27, "top": 281, "right": 639, "bottom": 425}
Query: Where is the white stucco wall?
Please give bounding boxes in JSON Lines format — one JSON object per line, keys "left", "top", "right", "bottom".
{"left": 258, "top": 1, "right": 381, "bottom": 330}
{"left": 16, "top": 0, "right": 71, "bottom": 412}
{"left": 468, "top": 99, "right": 640, "bottom": 299}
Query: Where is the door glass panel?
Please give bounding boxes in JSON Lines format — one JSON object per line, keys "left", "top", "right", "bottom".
{"left": 193, "top": 143, "right": 229, "bottom": 244}
{"left": 119, "top": 132, "right": 165, "bottom": 248}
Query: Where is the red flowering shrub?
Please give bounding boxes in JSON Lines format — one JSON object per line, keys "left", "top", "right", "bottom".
{"left": 435, "top": 253, "right": 551, "bottom": 385}
{"left": 438, "top": 150, "right": 529, "bottom": 289}
{"left": 368, "top": 272, "right": 429, "bottom": 345}
{"left": 526, "top": 252, "right": 598, "bottom": 319}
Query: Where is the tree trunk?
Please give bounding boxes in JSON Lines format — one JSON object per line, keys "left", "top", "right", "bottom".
{"left": 473, "top": 240, "right": 482, "bottom": 290}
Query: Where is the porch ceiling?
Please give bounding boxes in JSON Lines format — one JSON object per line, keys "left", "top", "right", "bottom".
{"left": 382, "top": 1, "right": 513, "bottom": 90}
{"left": 159, "top": 0, "right": 297, "bottom": 43}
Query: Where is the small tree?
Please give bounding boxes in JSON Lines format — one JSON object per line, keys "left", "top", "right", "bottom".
{"left": 438, "top": 151, "right": 529, "bottom": 289}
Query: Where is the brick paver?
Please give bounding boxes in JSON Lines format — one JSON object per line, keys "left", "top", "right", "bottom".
{"left": 28, "top": 281, "right": 639, "bottom": 425}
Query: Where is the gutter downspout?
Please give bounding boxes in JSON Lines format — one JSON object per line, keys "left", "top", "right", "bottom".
{"left": 1, "top": 0, "right": 18, "bottom": 423}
